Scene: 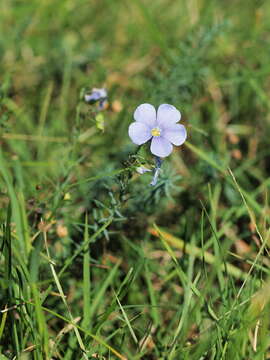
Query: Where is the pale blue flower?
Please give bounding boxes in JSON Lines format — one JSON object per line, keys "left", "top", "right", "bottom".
{"left": 84, "top": 88, "right": 107, "bottom": 109}
{"left": 128, "top": 103, "right": 187, "bottom": 157}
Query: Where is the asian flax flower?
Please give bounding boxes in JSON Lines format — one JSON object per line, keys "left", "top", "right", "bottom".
{"left": 84, "top": 88, "right": 108, "bottom": 110}
{"left": 128, "top": 104, "right": 187, "bottom": 157}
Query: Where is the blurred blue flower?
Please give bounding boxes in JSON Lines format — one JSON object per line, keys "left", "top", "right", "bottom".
{"left": 84, "top": 88, "right": 107, "bottom": 109}
{"left": 128, "top": 103, "right": 187, "bottom": 157}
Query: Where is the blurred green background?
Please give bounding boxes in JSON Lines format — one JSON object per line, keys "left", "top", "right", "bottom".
{"left": 1, "top": 0, "right": 270, "bottom": 359}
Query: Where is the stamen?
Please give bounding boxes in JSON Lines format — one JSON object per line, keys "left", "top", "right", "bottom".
{"left": 151, "top": 127, "right": 161, "bottom": 137}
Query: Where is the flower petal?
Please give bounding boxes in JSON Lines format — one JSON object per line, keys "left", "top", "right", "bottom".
{"left": 162, "top": 124, "right": 187, "bottom": 146}
{"left": 134, "top": 103, "right": 156, "bottom": 128}
{"left": 157, "top": 104, "right": 181, "bottom": 127}
{"left": 150, "top": 137, "right": 173, "bottom": 157}
{"left": 128, "top": 122, "right": 152, "bottom": 145}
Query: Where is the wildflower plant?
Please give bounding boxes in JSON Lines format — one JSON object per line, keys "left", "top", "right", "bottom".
{"left": 128, "top": 103, "right": 187, "bottom": 185}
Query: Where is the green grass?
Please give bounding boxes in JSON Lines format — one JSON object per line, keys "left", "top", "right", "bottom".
{"left": 1, "top": 0, "right": 270, "bottom": 358}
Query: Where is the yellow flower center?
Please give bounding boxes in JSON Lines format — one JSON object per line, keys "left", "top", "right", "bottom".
{"left": 151, "top": 127, "right": 161, "bottom": 137}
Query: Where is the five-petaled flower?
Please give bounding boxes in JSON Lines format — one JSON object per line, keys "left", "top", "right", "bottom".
{"left": 128, "top": 104, "right": 187, "bottom": 157}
